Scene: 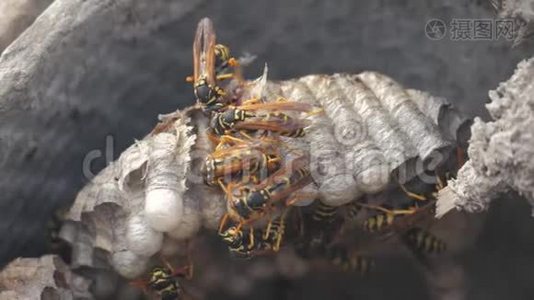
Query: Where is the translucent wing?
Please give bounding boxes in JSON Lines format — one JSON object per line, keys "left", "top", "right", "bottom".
{"left": 239, "top": 101, "right": 315, "bottom": 112}
{"left": 194, "top": 18, "right": 216, "bottom": 85}
{"left": 233, "top": 117, "right": 309, "bottom": 134}
{"left": 375, "top": 200, "right": 437, "bottom": 237}
{"left": 253, "top": 155, "right": 311, "bottom": 192}
{"left": 192, "top": 20, "right": 201, "bottom": 82}
{"left": 211, "top": 136, "right": 282, "bottom": 158}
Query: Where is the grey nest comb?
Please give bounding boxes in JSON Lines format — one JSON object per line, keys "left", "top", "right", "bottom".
{"left": 60, "top": 69, "right": 470, "bottom": 279}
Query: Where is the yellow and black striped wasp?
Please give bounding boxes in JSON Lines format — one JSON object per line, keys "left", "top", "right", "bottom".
{"left": 209, "top": 98, "right": 318, "bottom": 138}
{"left": 203, "top": 135, "right": 283, "bottom": 187}
{"left": 190, "top": 18, "right": 228, "bottom": 112}
{"left": 219, "top": 154, "right": 314, "bottom": 229}
{"left": 213, "top": 43, "right": 240, "bottom": 79}
{"left": 360, "top": 202, "right": 419, "bottom": 233}
{"left": 325, "top": 245, "right": 375, "bottom": 275}
{"left": 294, "top": 214, "right": 375, "bottom": 276}
{"left": 219, "top": 210, "right": 289, "bottom": 258}
{"left": 130, "top": 262, "right": 193, "bottom": 300}
{"left": 402, "top": 227, "right": 446, "bottom": 255}
{"left": 358, "top": 172, "right": 450, "bottom": 234}
{"left": 311, "top": 200, "right": 338, "bottom": 225}
{"left": 298, "top": 200, "right": 342, "bottom": 253}
{"left": 357, "top": 176, "right": 448, "bottom": 263}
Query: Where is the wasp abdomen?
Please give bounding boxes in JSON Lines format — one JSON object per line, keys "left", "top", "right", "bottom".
{"left": 363, "top": 213, "right": 395, "bottom": 232}
{"left": 404, "top": 227, "right": 446, "bottom": 254}
{"left": 312, "top": 201, "right": 337, "bottom": 223}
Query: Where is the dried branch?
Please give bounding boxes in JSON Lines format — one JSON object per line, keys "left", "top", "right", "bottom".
{"left": 437, "top": 57, "right": 534, "bottom": 217}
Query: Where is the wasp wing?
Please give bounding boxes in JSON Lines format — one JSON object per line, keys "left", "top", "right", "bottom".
{"left": 239, "top": 101, "right": 315, "bottom": 113}
{"left": 194, "top": 18, "right": 216, "bottom": 85}
{"left": 233, "top": 117, "right": 309, "bottom": 134}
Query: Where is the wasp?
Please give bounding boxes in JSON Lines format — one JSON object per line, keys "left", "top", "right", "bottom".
{"left": 311, "top": 200, "right": 337, "bottom": 224}
{"left": 326, "top": 246, "right": 375, "bottom": 275}
{"left": 213, "top": 43, "right": 240, "bottom": 77}
{"left": 130, "top": 262, "right": 192, "bottom": 300}
{"left": 361, "top": 174, "right": 448, "bottom": 233}
{"left": 399, "top": 172, "right": 449, "bottom": 203}
{"left": 360, "top": 202, "right": 421, "bottom": 233}
{"left": 203, "top": 135, "right": 283, "bottom": 187}
{"left": 223, "top": 157, "right": 313, "bottom": 226}
{"left": 219, "top": 212, "right": 288, "bottom": 258}
{"left": 300, "top": 200, "right": 342, "bottom": 253}
{"left": 402, "top": 227, "right": 446, "bottom": 254}
{"left": 209, "top": 98, "right": 316, "bottom": 137}
{"left": 190, "top": 18, "right": 227, "bottom": 112}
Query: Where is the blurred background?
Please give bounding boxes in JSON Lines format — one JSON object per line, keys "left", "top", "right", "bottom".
{"left": 1, "top": 0, "right": 534, "bottom": 299}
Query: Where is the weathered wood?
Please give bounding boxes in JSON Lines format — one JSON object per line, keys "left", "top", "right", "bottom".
{"left": 437, "top": 57, "right": 534, "bottom": 217}
{"left": 0, "top": 0, "right": 53, "bottom": 53}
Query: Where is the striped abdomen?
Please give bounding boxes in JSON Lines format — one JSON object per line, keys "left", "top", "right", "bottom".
{"left": 312, "top": 201, "right": 337, "bottom": 224}
{"left": 403, "top": 227, "right": 446, "bottom": 254}
{"left": 363, "top": 213, "right": 395, "bottom": 232}
{"left": 326, "top": 246, "right": 374, "bottom": 275}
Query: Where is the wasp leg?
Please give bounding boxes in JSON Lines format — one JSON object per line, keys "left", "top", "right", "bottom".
{"left": 399, "top": 184, "right": 427, "bottom": 201}
{"left": 237, "top": 130, "right": 255, "bottom": 141}
{"left": 170, "top": 260, "right": 194, "bottom": 279}
{"left": 218, "top": 213, "right": 230, "bottom": 234}
{"left": 217, "top": 178, "right": 230, "bottom": 194}
{"left": 179, "top": 260, "right": 194, "bottom": 280}
{"left": 216, "top": 73, "right": 234, "bottom": 81}
{"left": 214, "top": 135, "right": 247, "bottom": 151}
{"left": 185, "top": 75, "right": 194, "bottom": 83}
{"left": 161, "top": 257, "right": 175, "bottom": 274}
{"left": 227, "top": 57, "right": 240, "bottom": 67}
{"left": 219, "top": 135, "right": 248, "bottom": 146}
{"left": 273, "top": 228, "right": 284, "bottom": 251}
{"left": 214, "top": 84, "right": 227, "bottom": 96}
{"left": 236, "top": 220, "right": 244, "bottom": 232}
{"left": 207, "top": 130, "right": 221, "bottom": 145}
{"left": 273, "top": 210, "right": 290, "bottom": 251}
{"left": 285, "top": 192, "right": 318, "bottom": 206}
{"left": 356, "top": 203, "right": 417, "bottom": 216}
{"left": 246, "top": 226, "right": 255, "bottom": 251}
{"left": 263, "top": 219, "right": 273, "bottom": 240}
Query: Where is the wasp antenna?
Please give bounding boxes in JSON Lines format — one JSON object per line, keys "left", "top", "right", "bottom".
{"left": 399, "top": 184, "right": 427, "bottom": 201}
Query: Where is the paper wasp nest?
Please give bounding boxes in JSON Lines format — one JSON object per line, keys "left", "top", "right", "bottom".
{"left": 60, "top": 70, "right": 470, "bottom": 279}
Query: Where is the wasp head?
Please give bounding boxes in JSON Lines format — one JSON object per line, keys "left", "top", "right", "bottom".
{"left": 220, "top": 226, "right": 243, "bottom": 248}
